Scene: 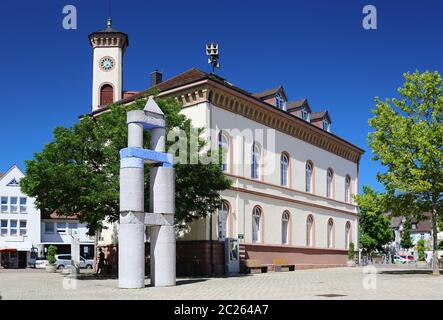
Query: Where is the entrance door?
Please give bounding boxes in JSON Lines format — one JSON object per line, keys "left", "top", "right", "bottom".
{"left": 225, "top": 238, "right": 240, "bottom": 274}
{"left": 18, "top": 251, "right": 27, "bottom": 268}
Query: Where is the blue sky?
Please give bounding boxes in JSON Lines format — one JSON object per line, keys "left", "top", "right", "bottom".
{"left": 0, "top": 0, "right": 442, "bottom": 192}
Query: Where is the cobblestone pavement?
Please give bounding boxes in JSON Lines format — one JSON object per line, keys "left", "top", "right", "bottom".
{"left": 0, "top": 266, "right": 442, "bottom": 300}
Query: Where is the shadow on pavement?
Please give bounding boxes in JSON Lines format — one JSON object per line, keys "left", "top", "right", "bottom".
{"left": 379, "top": 269, "right": 443, "bottom": 275}
{"left": 74, "top": 272, "right": 118, "bottom": 280}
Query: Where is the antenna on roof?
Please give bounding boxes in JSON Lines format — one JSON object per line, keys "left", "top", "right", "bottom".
{"left": 107, "top": 0, "right": 112, "bottom": 27}
{"left": 206, "top": 43, "right": 220, "bottom": 74}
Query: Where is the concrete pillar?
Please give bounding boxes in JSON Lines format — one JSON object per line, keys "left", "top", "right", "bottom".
{"left": 151, "top": 128, "right": 165, "bottom": 152}
{"left": 119, "top": 121, "right": 146, "bottom": 289}
{"left": 149, "top": 166, "right": 176, "bottom": 287}
{"left": 149, "top": 126, "right": 176, "bottom": 287}
{"left": 128, "top": 123, "right": 143, "bottom": 148}
{"left": 119, "top": 220, "right": 145, "bottom": 288}
{"left": 150, "top": 224, "right": 176, "bottom": 286}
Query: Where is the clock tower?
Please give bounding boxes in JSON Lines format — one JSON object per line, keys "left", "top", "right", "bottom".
{"left": 89, "top": 19, "right": 128, "bottom": 111}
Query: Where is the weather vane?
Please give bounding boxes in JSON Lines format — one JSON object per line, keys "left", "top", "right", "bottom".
{"left": 206, "top": 43, "right": 220, "bottom": 73}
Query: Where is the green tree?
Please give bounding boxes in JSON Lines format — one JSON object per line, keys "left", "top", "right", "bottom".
{"left": 354, "top": 186, "right": 394, "bottom": 256}
{"left": 416, "top": 239, "right": 426, "bottom": 261}
{"left": 348, "top": 242, "right": 355, "bottom": 261}
{"left": 400, "top": 218, "right": 414, "bottom": 250}
{"left": 368, "top": 70, "right": 443, "bottom": 275}
{"left": 21, "top": 96, "right": 232, "bottom": 236}
{"left": 47, "top": 245, "right": 57, "bottom": 265}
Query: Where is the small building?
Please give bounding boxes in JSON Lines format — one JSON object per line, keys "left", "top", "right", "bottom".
{"left": 0, "top": 165, "right": 40, "bottom": 268}
{"left": 389, "top": 214, "right": 432, "bottom": 254}
{"left": 39, "top": 211, "right": 95, "bottom": 259}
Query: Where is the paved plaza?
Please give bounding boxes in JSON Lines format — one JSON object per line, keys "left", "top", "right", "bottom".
{"left": 0, "top": 266, "right": 442, "bottom": 300}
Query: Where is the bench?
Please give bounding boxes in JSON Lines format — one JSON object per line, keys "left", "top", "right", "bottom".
{"left": 244, "top": 259, "right": 268, "bottom": 274}
{"left": 272, "top": 258, "right": 295, "bottom": 272}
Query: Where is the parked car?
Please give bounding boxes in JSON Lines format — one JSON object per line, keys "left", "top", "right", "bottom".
{"left": 34, "top": 257, "right": 48, "bottom": 269}
{"left": 55, "top": 254, "right": 94, "bottom": 270}
{"left": 394, "top": 255, "right": 416, "bottom": 264}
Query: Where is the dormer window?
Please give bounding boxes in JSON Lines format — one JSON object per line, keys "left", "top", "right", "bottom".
{"left": 301, "top": 108, "right": 310, "bottom": 122}
{"left": 275, "top": 93, "right": 286, "bottom": 111}
{"left": 322, "top": 119, "right": 330, "bottom": 132}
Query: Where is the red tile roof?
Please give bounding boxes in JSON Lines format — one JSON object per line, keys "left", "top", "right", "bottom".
{"left": 41, "top": 211, "right": 79, "bottom": 220}
{"left": 82, "top": 68, "right": 363, "bottom": 155}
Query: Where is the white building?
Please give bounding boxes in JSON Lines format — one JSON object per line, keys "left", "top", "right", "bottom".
{"left": 88, "top": 20, "right": 364, "bottom": 275}
{"left": 39, "top": 212, "right": 95, "bottom": 259}
{"left": 0, "top": 165, "right": 40, "bottom": 268}
{"left": 389, "top": 215, "right": 433, "bottom": 254}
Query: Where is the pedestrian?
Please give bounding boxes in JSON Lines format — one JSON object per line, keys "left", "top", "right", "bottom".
{"left": 96, "top": 248, "right": 105, "bottom": 276}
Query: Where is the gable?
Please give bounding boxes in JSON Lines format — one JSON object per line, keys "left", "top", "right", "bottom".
{"left": 0, "top": 165, "right": 24, "bottom": 188}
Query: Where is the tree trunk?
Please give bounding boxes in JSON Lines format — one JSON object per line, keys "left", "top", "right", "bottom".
{"left": 94, "top": 230, "right": 99, "bottom": 273}
{"left": 431, "top": 209, "right": 440, "bottom": 276}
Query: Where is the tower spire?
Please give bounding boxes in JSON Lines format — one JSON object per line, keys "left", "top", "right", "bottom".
{"left": 108, "top": 0, "right": 112, "bottom": 25}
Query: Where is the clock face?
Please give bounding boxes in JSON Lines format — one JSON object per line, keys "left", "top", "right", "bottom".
{"left": 99, "top": 57, "right": 115, "bottom": 72}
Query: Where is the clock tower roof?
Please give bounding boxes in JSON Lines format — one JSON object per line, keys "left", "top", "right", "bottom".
{"left": 89, "top": 18, "right": 129, "bottom": 50}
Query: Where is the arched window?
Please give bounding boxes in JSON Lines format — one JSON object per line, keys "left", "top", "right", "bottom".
{"left": 345, "top": 221, "right": 351, "bottom": 249}
{"left": 252, "top": 206, "right": 262, "bottom": 243}
{"left": 218, "top": 201, "right": 230, "bottom": 241}
{"left": 326, "top": 168, "right": 334, "bottom": 198}
{"left": 306, "top": 215, "right": 314, "bottom": 246}
{"left": 327, "top": 218, "right": 334, "bottom": 248}
{"left": 281, "top": 153, "right": 289, "bottom": 186}
{"left": 345, "top": 175, "right": 351, "bottom": 203}
{"left": 218, "top": 131, "right": 229, "bottom": 172}
{"left": 100, "top": 84, "right": 114, "bottom": 106}
{"left": 251, "top": 143, "right": 261, "bottom": 179}
{"left": 282, "top": 211, "right": 290, "bottom": 245}
{"left": 305, "top": 161, "right": 313, "bottom": 193}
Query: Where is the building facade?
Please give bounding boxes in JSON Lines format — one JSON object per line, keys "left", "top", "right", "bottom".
{"left": 89, "top": 21, "right": 364, "bottom": 274}
{"left": 0, "top": 165, "right": 40, "bottom": 268}
{"left": 389, "top": 215, "right": 432, "bottom": 255}
{"left": 39, "top": 211, "right": 95, "bottom": 259}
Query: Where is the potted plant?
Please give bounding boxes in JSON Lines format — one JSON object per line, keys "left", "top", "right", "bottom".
{"left": 45, "top": 245, "right": 57, "bottom": 273}
{"left": 415, "top": 239, "right": 427, "bottom": 268}
{"left": 347, "top": 242, "right": 356, "bottom": 267}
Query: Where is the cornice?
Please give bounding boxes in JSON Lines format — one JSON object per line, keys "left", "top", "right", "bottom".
{"left": 159, "top": 80, "right": 364, "bottom": 164}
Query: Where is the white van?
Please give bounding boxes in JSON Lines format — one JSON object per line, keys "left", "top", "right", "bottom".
{"left": 55, "top": 254, "right": 94, "bottom": 270}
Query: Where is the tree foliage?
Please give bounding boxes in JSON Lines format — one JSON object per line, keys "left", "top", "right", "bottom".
{"left": 47, "top": 245, "right": 57, "bottom": 265}
{"left": 348, "top": 242, "right": 355, "bottom": 260}
{"left": 354, "top": 186, "right": 394, "bottom": 255}
{"left": 416, "top": 239, "right": 426, "bottom": 262}
{"left": 20, "top": 96, "right": 232, "bottom": 234}
{"left": 368, "top": 70, "right": 443, "bottom": 274}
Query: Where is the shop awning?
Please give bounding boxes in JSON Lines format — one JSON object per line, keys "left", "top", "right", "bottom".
{"left": 0, "top": 248, "right": 17, "bottom": 253}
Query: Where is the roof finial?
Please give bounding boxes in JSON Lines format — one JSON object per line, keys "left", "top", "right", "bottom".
{"left": 107, "top": 0, "right": 112, "bottom": 28}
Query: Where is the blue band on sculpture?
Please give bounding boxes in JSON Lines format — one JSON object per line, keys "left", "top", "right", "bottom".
{"left": 120, "top": 157, "right": 144, "bottom": 169}
{"left": 120, "top": 147, "right": 173, "bottom": 165}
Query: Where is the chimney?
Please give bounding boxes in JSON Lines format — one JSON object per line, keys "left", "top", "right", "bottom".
{"left": 150, "top": 70, "right": 163, "bottom": 87}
